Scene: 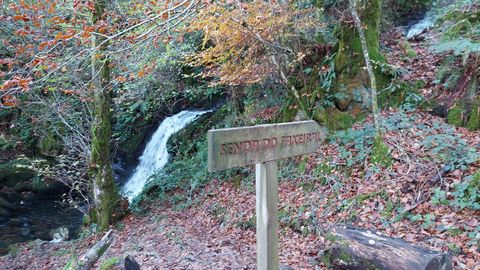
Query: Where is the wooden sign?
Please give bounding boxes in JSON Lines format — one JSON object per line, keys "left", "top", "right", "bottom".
{"left": 207, "top": 120, "right": 326, "bottom": 270}
{"left": 208, "top": 120, "right": 325, "bottom": 172}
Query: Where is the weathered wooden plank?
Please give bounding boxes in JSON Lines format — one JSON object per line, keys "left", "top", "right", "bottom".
{"left": 256, "top": 161, "right": 279, "bottom": 270}
{"left": 323, "top": 224, "right": 452, "bottom": 270}
{"left": 208, "top": 120, "right": 325, "bottom": 172}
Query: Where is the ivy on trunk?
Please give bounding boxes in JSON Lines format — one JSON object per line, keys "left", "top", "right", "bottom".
{"left": 90, "top": 0, "right": 119, "bottom": 231}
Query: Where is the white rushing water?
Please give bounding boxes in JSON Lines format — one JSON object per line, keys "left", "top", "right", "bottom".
{"left": 122, "top": 110, "right": 209, "bottom": 201}
{"left": 406, "top": 15, "right": 435, "bottom": 40}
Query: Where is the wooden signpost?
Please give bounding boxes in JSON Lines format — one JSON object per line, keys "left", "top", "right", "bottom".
{"left": 208, "top": 120, "right": 326, "bottom": 270}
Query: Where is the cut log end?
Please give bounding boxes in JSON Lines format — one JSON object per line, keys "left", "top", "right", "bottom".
{"left": 322, "top": 224, "right": 452, "bottom": 270}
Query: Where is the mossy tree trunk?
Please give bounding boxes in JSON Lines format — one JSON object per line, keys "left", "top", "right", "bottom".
{"left": 90, "top": 0, "right": 119, "bottom": 231}
{"left": 334, "top": 0, "right": 390, "bottom": 111}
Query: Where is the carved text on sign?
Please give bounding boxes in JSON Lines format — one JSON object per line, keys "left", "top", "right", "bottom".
{"left": 219, "top": 132, "right": 324, "bottom": 155}
{"left": 208, "top": 121, "right": 326, "bottom": 172}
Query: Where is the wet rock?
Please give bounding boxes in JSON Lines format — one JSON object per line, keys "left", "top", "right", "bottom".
{"left": 50, "top": 227, "right": 69, "bottom": 243}
{"left": 111, "top": 255, "right": 141, "bottom": 270}
{"left": 0, "top": 158, "right": 35, "bottom": 187}
{"left": 13, "top": 181, "right": 32, "bottom": 192}
{"left": 406, "top": 16, "right": 434, "bottom": 40}
{"left": 20, "top": 222, "right": 30, "bottom": 237}
{"left": 0, "top": 246, "right": 8, "bottom": 255}
{"left": 0, "top": 196, "right": 12, "bottom": 210}
{"left": 8, "top": 218, "right": 22, "bottom": 227}
{"left": 33, "top": 180, "right": 68, "bottom": 199}
{"left": 0, "top": 207, "right": 10, "bottom": 220}
{"left": 20, "top": 191, "right": 35, "bottom": 201}
{"left": 0, "top": 196, "right": 12, "bottom": 220}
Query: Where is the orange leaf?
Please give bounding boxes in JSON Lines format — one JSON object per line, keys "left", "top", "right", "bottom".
{"left": 116, "top": 76, "right": 128, "bottom": 83}
{"left": 2, "top": 95, "right": 18, "bottom": 107}
{"left": 54, "top": 32, "right": 63, "bottom": 41}
{"left": 15, "top": 29, "right": 28, "bottom": 36}
{"left": 80, "top": 31, "right": 91, "bottom": 39}
{"left": 13, "top": 15, "right": 29, "bottom": 22}
{"left": 62, "top": 89, "right": 75, "bottom": 95}
{"left": 38, "top": 41, "right": 49, "bottom": 50}
{"left": 62, "top": 32, "right": 75, "bottom": 40}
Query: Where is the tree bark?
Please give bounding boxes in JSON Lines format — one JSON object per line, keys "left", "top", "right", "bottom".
{"left": 79, "top": 229, "right": 114, "bottom": 270}
{"left": 90, "top": 0, "right": 118, "bottom": 230}
{"left": 323, "top": 224, "right": 452, "bottom": 270}
{"left": 349, "top": 0, "right": 380, "bottom": 135}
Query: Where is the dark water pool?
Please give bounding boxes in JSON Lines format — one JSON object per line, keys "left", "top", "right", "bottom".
{"left": 0, "top": 196, "right": 83, "bottom": 254}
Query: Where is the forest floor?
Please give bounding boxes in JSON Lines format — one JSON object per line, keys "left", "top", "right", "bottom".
{"left": 1, "top": 109, "right": 478, "bottom": 270}
{"left": 1, "top": 31, "right": 480, "bottom": 270}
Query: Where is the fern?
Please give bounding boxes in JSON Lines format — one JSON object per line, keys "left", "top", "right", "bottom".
{"left": 431, "top": 39, "right": 480, "bottom": 55}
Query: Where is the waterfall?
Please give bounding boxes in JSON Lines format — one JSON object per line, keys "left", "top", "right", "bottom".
{"left": 122, "top": 110, "right": 209, "bottom": 201}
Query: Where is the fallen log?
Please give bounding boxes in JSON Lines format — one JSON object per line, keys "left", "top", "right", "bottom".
{"left": 79, "top": 229, "right": 114, "bottom": 270}
{"left": 323, "top": 224, "right": 452, "bottom": 270}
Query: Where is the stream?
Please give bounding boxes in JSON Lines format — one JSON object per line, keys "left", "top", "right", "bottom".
{"left": 0, "top": 109, "right": 209, "bottom": 253}
{"left": 0, "top": 196, "right": 83, "bottom": 253}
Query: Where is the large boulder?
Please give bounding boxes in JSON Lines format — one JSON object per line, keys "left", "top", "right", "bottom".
{"left": 0, "top": 158, "right": 35, "bottom": 187}
{"left": 0, "top": 195, "right": 13, "bottom": 221}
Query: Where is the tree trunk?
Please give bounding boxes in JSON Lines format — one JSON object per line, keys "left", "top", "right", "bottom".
{"left": 323, "top": 224, "right": 452, "bottom": 270}
{"left": 90, "top": 0, "right": 118, "bottom": 230}
{"left": 334, "top": 0, "right": 390, "bottom": 111}
{"left": 349, "top": 0, "right": 380, "bottom": 135}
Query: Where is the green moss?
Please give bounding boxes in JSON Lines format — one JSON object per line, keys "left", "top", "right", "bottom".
{"left": 314, "top": 107, "right": 357, "bottom": 131}
{"left": 322, "top": 250, "right": 332, "bottom": 267}
{"left": 82, "top": 213, "right": 91, "bottom": 226}
{"left": 371, "top": 135, "right": 392, "bottom": 167}
{"left": 444, "top": 19, "right": 473, "bottom": 40}
{"left": 8, "top": 245, "right": 20, "bottom": 257}
{"left": 36, "top": 131, "right": 61, "bottom": 156}
{"left": 447, "top": 103, "right": 464, "bottom": 127}
{"left": 333, "top": 0, "right": 391, "bottom": 110}
{"left": 168, "top": 106, "right": 227, "bottom": 158}
{"left": 466, "top": 99, "right": 480, "bottom": 131}
{"left": 0, "top": 158, "right": 35, "bottom": 186}
{"left": 278, "top": 98, "right": 297, "bottom": 122}
{"left": 338, "top": 250, "right": 353, "bottom": 263}
{"left": 399, "top": 39, "right": 417, "bottom": 58}
{"left": 99, "top": 257, "right": 121, "bottom": 270}
{"left": 379, "top": 81, "right": 425, "bottom": 109}
{"left": 63, "top": 257, "right": 79, "bottom": 270}
{"left": 31, "top": 175, "right": 47, "bottom": 191}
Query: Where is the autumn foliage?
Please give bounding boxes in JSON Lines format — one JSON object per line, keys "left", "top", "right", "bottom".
{"left": 0, "top": 0, "right": 200, "bottom": 107}
{"left": 187, "top": 0, "right": 321, "bottom": 86}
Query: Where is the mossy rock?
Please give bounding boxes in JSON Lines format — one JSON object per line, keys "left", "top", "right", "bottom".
{"left": 99, "top": 257, "right": 121, "bottom": 270}
{"left": 447, "top": 103, "right": 465, "bottom": 127}
{"left": 333, "top": 0, "right": 391, "bottom": 111}
{"left": 399, "top": 39, "right": 417, "bottom": 58}
{"left": 36, "top": 131, "right": 62, "bottom": 157}
{"left": 313, "top": 107, "right": 358, "bottom": 131}
{"left": 447, "top": 99, "right": 480, "bottom": 130}
{"left": 371, "top": 135, "right": 393, "bottom": 167}
{"left": 0, "top": 158, "right": 35, "bottom": 186}
{"left": 118, "top": 125, "right": 151, "bottom": 163}
{"left": 278, "top": 98, "right": 298, "bottom": 123}
{"left": 379, "top": 81, "right": 426, "bottom": 109}
{"left": 0, "top": 196, "right": 12, "bottom": 210}
{"left": 168, "top": 106, "right": 228, "bottom": 158}
{"left": 466, "top": 100, "right": 480, "bottom": 131}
